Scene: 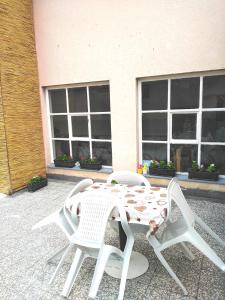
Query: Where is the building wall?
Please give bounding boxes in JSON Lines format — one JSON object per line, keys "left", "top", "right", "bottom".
{"left": 33, "top": 0, "right": 225, "bottom": 171}
{"left": 0, "top": 0, "right": 45, "bottom": 193}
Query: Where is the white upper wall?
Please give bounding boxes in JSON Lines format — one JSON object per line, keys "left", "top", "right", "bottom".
{"left": 33, "top": 0, "right": 225, "bottom": 170}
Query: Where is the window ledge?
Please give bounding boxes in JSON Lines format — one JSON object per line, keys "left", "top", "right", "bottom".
{"left": 48, "top": 163, "right": 113, "bottom": 174}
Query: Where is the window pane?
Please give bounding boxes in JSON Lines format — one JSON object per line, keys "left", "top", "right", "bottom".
{"left": 68, "top": 87, "right": 88, "bottom": 112}
{"left": 142, "top": 143, "right": 167, "bottom": 161}
{"left": 203, "top": 75, "right": 225, "bottom": 108}
{"left": 49, "top": 89, "right": 67, "bottom": 113}
{"left": 202, "top": 112, "right": 225, "bottom": 142}
{"left": 72, "top": 141, "right": 90, "bottom": 161}
{"left": 142, "top": 80, "right": 167, "bottom": 110}
{"left": 201, "top": 145, "right": 225, "bottom": 174}
{"left": 89, "top": 85, "right": 110, "bottom": 112}
{"left": 91, "top": 115, "right": 111, "bottom": 139}
{"left": 52, "top": 116, "right": 68, "bottom": 138}
{"left": 53, "top": 140, "right": 70, "bottom": 158}
{"left": 92, "top": 142, "right": 112, "bottom": 165}
{"left": 72, "top": 116, "right": 88, "bottom": 137}
{"left": 142, "top": 113, "right": 167, "bottom": 141}
{"left": 171, "top": 78, "right": 199, "bottom": 109}
{"left": 170, "top": 144, "right": 197, "bottom": 172}
{"left": 172, "top": 114, "right": 196, "bottom": 139}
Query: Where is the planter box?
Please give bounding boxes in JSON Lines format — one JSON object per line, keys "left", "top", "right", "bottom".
{"left": 27, "top": 178, "right": 48, "bottom": 192}
{"left": 54, "top": 160, "right": 75, "bottom": 168}
{"left": 149, "top": 168, "right": 176, "bottom": 177}
{"left": 188, "top": 170, "right": 219, "bottom": 181}
{"left": 80, "top": 162, "right": 102, "bottom": 170}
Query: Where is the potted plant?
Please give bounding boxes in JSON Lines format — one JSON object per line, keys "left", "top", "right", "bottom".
{"left": 149, "top": 160, "right": 176, "bottom": 177}
{"left": 27, "top": 175, "right": 48, "bottom": 192}
{"left": 79, "top": 157, "right": 102, "bottom": 170}
{"left": 188, "top": 161, "right": 219, "bottom": 181}
{"left": 54, "top": 154, "right": 75, "bottom": 168}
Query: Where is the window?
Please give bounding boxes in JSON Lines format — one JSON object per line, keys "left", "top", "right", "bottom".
{"left": 140, "top": 74, "right": 225, "bottom": 174}
{"left": 48, "top": 83, "right": 112, "bottom": 166}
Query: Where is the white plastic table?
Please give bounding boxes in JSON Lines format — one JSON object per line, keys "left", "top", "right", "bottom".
{"left": 71, "top": 182, "right": 169, "bottom": 279}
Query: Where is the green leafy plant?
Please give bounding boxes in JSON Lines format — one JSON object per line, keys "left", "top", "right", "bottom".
{"left": 150, "top": 160, "right": 159, "bottom": 170}
{"left": 80, "top": 157, "right": 101, "bottom": 164}
{"left": 191, "top": 161, "right": 199, "bottom": 171}
{"left": 28, "top": 176, "right": 46, "bottom": 185}
{"left": 167, "top": 161, "right": 175, "bottom": 170}
{"left": 111, "top": 179, "right": 118, "bottom": 185}
{"left": 158, "top": 160, "right": 167, "bottom": 169}
{"left": 55, "top": 154, "right": 73, "bottom": 161}
{"left": 207, "top": 163, "right": 217, "bottom": 173}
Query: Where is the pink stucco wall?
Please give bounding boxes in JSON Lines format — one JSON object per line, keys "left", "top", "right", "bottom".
{"left": 33, "top": 0, "right": 225, "bottom": 169}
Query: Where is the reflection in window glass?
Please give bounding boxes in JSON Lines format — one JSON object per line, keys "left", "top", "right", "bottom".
{"left": 72, "top": 116, "right": 88, "bottom": 137}
{"left": 53, "top": 140, "right": 70, "bottom": 158}
{"left": 89, "top": 85, "right": 110, "bottom": 112}
{"left": 68, "top": 87, "right": 88, "bottom": 112}
{"left": 172, "top": 114, "right": 196, "bottom": 139}
{"left": 142, "top": 113, "right": 167, "bottom": 141}
{"left": 203, "top": 75, "right": 225, "bottom": 108}
{"left": 52, "top": 116, "right": 68, "bottom": 138}
{"left": 92, "top": 142, "right": 112, "bottom": 165}
{"left": 91, "top": 115, "right": 111, "bottom": 139}
{"left": 142, "top": 81, "right": 167, "bottom": 110}
{"left": 49, "top": 89, "right": 67, "bottom": 113}
{"left": 170, "top": 144, "right": 197, "bottom": 172}
{"left": 142, "top": 143, "right": 167, "bottom": 161}
{"left": 201, "top": 145, "right": 225, "bottom": 174}
{"left": 72, "top": 141, "right": 90, "bottom": 161}
{"left": 202, "top": 112, "right": 225, "bottom": 142}
{"left": 171, "top": 78, "right": 199, "bottom": 109}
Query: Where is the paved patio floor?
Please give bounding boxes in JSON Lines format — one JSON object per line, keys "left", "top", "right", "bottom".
{"left": 0, "top": 179, "right": 225, "bottom": 300}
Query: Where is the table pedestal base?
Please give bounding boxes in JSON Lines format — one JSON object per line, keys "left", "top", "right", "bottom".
{"left": 105, "top": 251, "right": 149, "bottom": 279}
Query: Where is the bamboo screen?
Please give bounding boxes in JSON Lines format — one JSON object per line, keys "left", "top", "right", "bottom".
{"left": 0, "top": 0, "right": 46, "bottom": 193}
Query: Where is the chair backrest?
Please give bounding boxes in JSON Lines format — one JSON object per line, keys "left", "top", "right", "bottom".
{"left": 64, "top": 179, "right": 93, "bottom": 231}
{"left": 66, "top": 178, "right": 94, "bottom": 206}
{"left": 107, "top": 170, "right": 150, "bottom": 186}
{"left": 167, "top": 178, "right": 195, "bottom": 227}
{"left": 71, "top": 191, "right": 133, "bottom": 249}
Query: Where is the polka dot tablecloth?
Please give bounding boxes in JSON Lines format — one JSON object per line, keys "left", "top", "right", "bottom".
{"left": 71, "top": 182, "right": 169, "bottom": 235}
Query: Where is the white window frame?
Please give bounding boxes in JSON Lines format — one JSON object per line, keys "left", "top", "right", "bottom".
{"left": 138, "top": 72, "right": 225, "bottom": 176}
{"left": 46, "top": 82, "right": 112, "bottom": 167}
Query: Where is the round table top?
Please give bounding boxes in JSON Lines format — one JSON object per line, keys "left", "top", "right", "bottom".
{"left": 71, "top": 182, "right": 169, "bottom": 235}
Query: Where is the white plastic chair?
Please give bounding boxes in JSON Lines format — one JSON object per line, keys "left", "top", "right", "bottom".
{"left": 146, "top": 178, "right": 225, "bottom": 295}
{"left": 107, "top": 170, "right": 150, "bottom": 186}
{"left": 107, "top": 170, "right": 150, "bottom": 234}
{"left": 59, "top": 191, "right": 134, "bottom": 300}
{"left": 32, "top": 178, "right": 93, "bottom": 282}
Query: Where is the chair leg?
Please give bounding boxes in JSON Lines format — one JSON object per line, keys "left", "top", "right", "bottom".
{"left": 195, "top": 216, "right": 225, "bottom": 248}
{"left": 118, "top": 250, "right": 132, "bottom": 300}
{"left": 180, "top": 242, "right": 195, "bottom": 261}
{"left": 88, "top": 247, "right": 112, "bottom": 299}
{"left": 49, "top": 244, "right": 73, "bottom": 285}
{"left": 61, "top": 248, "right": 87, "bottom": 298}
{"left": 47, "top": 244, "right": 70, "bottom": 264}
{"left": 32, "top": 211, "right": 58, "bottom": 230}
{"left": 188, "top": 231, "right": 225, "bottom": 271}
{"left": 154, "top": 250, "right": 188, "bottom": 296}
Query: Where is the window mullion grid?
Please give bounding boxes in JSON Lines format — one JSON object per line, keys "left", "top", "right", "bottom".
{"left": 167, "top": 79, "right": 171, "bottom": 163}
{"left": 66, "top": 88, "right": 73, "bottom": 158}
{"left": 197, "top": 77, "right": 203, "bottom": 166}
{"left": 46, "top": 89, "right": 54, "bottom": 162}
{"left": 87, "top": 86, "right": 92, "bottom": 158}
